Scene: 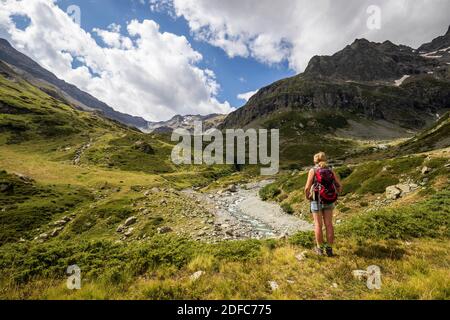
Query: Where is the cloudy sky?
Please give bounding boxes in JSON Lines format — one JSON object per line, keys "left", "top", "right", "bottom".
{"left": 0, "top": 0, "right": 449, "bottom": 121}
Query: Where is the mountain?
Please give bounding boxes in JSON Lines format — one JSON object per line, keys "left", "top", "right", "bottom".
{"left": 221, "top": 27, "right": 450, "bottom": 132}
{"left": 0, "top": 39, "right": 149, "bottom": 129}
{"left": 146, "top": 113, "right": 226, "bottom": 133}
{"left": 418, "top": 25, "right": 450, "bottom": 52}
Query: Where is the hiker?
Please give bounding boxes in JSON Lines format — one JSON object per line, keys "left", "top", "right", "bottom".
{"left": 304, "top": 152, "right": 342, "bottom": 257}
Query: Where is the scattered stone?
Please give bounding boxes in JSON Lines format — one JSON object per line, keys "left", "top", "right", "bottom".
{"left": 157, "top": 226, "right": 172, "bottom": 234}
{"left": 124, "top": 216, "right": 137, "bottom": 227}
{"left": 151, "top": 187, "right": 161, "bottom": 193}
{"left": 421, "top": 166, "right": 431, "bottom": 175}
{"left": 190, "top": 271, "right": 205, "bottom": 281}
{"left": 268, "top": 281, "right": 279, "bottom": 291}
{"left": 51, "top": 227, "right": 64, "bottom": 237}
{"left": 226, "top": 184, "right": 238, "bottom": 193}
{"left": 331, "top": 283, "right": 338, "bottom": 288}
{"left": 116, "top": 224, "right": 125, "bottom": 233}
{"left": 36, "top": 233, "right": 49, "bottom": 241}
{"left": 124, "top": 227, "right": 134, "bottom": 237}
{"left": 225, "top": 230, "right": 234, "bottom": 237}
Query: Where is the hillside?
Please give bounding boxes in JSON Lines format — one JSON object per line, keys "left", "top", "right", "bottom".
{"left": 0, "top": 28, "right": 449, "bottom": 301}
{"left": 222, "top": 27, "right": 450, "bottom": 131}
{"left": 219, "top": 28, "right": 450, "bottom": 169}
{"left": 0, "top": 39, "right": 149, "bottom": 130}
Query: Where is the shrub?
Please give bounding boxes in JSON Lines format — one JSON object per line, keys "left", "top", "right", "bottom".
{"left": 259, "top": 184, "right": 281, "bottom": 201}
{"left": 338, "top": 189, "right": 449, "bottom": 240}
{"left": 281, "top": 202, "right": 294, "bottom": 215}
{"left": 357, "top": 174, "right": 399, "bottom": 194}
{"left": 289, "top": 231, "right": 315, "bottom": 248}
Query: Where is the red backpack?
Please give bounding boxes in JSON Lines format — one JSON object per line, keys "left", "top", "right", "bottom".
{"left": 313, "top": 167, "right": 338, "bottom": 204}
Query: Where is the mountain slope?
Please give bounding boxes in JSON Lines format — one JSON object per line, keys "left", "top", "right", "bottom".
{"left": 0, "top": 39, "right": 149, "bottom": 129}
{"left": 146, "top": 113, "right": 226, "bottom": 133}
{"left": 222, "top": 28, "right": 450, "bottom": 132}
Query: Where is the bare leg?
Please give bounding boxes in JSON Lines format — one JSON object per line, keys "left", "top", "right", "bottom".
{"left": 313, "top": 212, "right": 324, "bottom": 247}
{"left": 322, "top": 209, "right": 335, "bottom": 246}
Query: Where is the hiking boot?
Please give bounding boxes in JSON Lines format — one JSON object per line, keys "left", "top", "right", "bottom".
{"left": 314, "top": 247, "right": 324, "bottom": 256}
{"left": 325, "top": 246, "right": 334, "bottom": 257}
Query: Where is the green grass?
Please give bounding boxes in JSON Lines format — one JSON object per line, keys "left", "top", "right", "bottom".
{"left": 338, "top": 188, "right": 450, "bottom": 240}
{"left": 0, "top": 171, "right": 93, "bottom": 244}
{"left": 1, "top": 70, "right": 449, "bottom": 300}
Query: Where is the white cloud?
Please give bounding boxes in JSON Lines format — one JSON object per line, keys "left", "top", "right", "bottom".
{"left": 237, "top": 90, "right": 258, "bottom": 102}
{"left": 165, "top": 0, "right": 450, "bottom": 72}
{"left": 0, "top": 0, "right": 233, "bottom": 121}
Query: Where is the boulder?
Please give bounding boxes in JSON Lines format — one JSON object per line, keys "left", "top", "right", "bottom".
{"left": 396, "top": 183, "right": 412, "bottom": 194}
{"left": 386, "top": 186, "right": 401, "bottom": 200}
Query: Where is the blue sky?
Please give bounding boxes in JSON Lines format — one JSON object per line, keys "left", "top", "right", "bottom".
{"left": 55, "top": 0, "right": 295, "bottom": 110}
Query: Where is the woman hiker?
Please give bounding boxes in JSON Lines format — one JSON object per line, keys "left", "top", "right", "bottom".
{"left": 304, "top": 152, "right": 342, "bottom": 257}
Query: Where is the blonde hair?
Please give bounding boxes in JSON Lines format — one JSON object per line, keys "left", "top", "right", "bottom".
{"left": 314, "top": 152, "right": 329, "bottom": 168}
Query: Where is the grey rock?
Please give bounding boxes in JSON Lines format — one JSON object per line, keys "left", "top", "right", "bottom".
{"left": 124, "top": 216, "right": 137, "bottom": 227}
{"left": 386, "top": 186, "right": 402, "bottom": 200}
{"left": 421, "top": 166, "right": 431, "bottom": 174}
{"left": 157, "top": 226, "right": 172, "bottom": 234}
{"left": 124, "top": 227, "right": 134, "bottom": 237}
{"left": 51, "top": 227, "right": 64, "bottom": 237}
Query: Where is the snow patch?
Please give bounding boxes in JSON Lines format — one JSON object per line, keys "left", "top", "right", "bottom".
{"left": 421, "top": 50, "right": 443, "bottom": 59}
{"left": 394, "top": 75, "right": 410, "bottom": 87}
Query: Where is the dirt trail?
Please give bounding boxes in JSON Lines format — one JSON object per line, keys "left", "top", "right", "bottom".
{"left": 185, "top": 180, "right": 313, "bottom": 240}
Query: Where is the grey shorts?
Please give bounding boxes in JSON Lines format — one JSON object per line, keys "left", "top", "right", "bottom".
{"left": 311, "top": 201, "right": 335, "bottom": 213}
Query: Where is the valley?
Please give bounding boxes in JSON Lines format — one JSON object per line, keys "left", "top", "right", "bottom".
{"left": 0, "top": 28, "right": 449, "bottom": 300}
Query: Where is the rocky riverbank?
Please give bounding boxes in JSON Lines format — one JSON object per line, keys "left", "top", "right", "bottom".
{"left": 183, "top": 180, "right": 313, "bottom": 241}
